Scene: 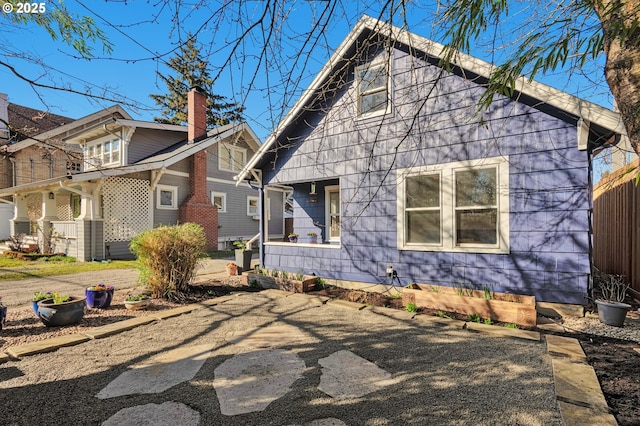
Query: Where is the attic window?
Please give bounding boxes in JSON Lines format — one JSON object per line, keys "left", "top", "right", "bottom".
{"left": 356, "top": 61, "right": 389, "bottom": 117}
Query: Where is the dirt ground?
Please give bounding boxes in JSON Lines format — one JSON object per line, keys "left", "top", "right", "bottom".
{"left": 2, "top": 281, "right": 638, "bottom": 425}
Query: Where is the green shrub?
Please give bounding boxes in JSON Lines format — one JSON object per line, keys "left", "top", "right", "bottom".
{"left": 405, "top": 302, "right": 418, "bottom": 313}
{"left": 129, "top": 223, "right": 206, "bottom": 300}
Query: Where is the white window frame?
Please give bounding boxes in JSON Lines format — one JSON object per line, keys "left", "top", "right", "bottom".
{"left": 211, "top": 191, "right": 227, "bottom": 213}
{"left": 218, "top": 143, "right": 247, "bottom": 173}
{"left": 247, "top": 195, "right": 259, "bottom": 216}
{"left": 397, "top": 156, "right": 510, "bottom": 253}
{"left": 156, "top": 184, "right": 178, "bottom": 210}
{"left": 355, "top": 59, "right": 391, "bottom": 119}
{"left": 325, "top": 185, "right": 341, "bottom": 242}
{"left": 83, "top": 135, "right": 121, "bottom": 169}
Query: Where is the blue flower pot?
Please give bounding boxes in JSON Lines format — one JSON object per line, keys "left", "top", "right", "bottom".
{"left": 85, "top": 288, "right": 114, "bottom": 309}
{"left": 37, "top": 297, "right": 86, "bottom": 327}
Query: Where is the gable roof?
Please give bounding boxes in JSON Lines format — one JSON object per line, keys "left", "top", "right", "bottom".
{"left": 0, "top": 121, "right": 261, "bottom": 197}
{"left": 4, "top": 105, "right": 132, "bottom": 153}
{"left": 7, "top": 103, "right": 73, "bottom": 140}
{"left": 236, "top": 15, "right": 625, "bottom": 184}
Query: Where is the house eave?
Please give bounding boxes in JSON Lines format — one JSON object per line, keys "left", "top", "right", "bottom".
{"left": 236, "top": 15, "right": 625, "bottom": 182}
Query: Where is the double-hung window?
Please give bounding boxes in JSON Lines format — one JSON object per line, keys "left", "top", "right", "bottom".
{"left": 356, "top": 61, "right": 390, "bottom": 118}
{"left": 219, "top": 143, "right": 246, "bottom": 172}
{"left": 398, "top": 156, "right": 509, "bottom": 253}
{"left": 84, "top": 137, "right": 121, "bottom": 169}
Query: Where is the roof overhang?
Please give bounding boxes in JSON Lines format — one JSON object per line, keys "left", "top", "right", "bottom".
{"left": 235, "top": 15, "right": 626, "bottom": 183}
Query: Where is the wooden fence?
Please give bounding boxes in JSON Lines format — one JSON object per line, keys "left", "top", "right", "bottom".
{"left": 593, "top": 158, "right": 640, "bottom": 293}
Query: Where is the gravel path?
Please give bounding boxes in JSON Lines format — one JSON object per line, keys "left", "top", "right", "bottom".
{"left": 0, "top": 292, "right": 563, "bottom": 426}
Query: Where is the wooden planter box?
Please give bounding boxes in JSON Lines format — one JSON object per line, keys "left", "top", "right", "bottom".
{"left": 247, "top": 272, "right": 317, "bottom": 293}
{"left": 402, "top": 283, "right": 537, "bottom": 327}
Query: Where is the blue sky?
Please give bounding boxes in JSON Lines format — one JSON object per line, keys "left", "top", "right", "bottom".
{"left": 1, "top": 0, "right": 615, "bottom": 144}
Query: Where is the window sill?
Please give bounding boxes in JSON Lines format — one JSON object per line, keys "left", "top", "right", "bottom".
{"left": 265, "top": 241, "right": 341, "bottom": 249}
{"left": 399, "top": 245, "right": 509, "bottom": 254}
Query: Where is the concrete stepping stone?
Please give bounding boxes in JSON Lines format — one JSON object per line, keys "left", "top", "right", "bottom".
{"left": 318, "top": 350, "right": 395, "bottom": 400}
{"left": 213, "top": 349, "right": 305, "bottom": 416}
{"left": 227, "top": 323, "right": 318, "bottom": 349}
{"left": 96, "top": 344, "right": 214, "bottom": 399}
{"left": 102, "top": 401, "right": 200, "bottom": 426}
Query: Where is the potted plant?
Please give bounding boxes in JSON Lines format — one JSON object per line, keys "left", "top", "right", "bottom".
{"left": 288, "top": 233, "right": 299, "bottom": 243}
{"left": 124, "top": 294, "right": 151, "bottom": 310}
{"left": 594, "top": 269, "right": 632, "bottom": 327}
{"left": 306, "top": 232, "right": 318, "bottom": 244}
{"left": 226, "top": 262, "right": 238, "bottom": 276}
{"left": 0, "top": 296, "right": 6, "bottom": 331}
{"left": 85, "top": 284, "right": 115, "bottom": 309}
{"left": 32, "top": 291, "right": 54, "bottom": 315}
{"left": 233, "top": 240, "right": 253, "bottom": 273}
{"left": 37, "top": 293, "right": 86, "bottom": 327}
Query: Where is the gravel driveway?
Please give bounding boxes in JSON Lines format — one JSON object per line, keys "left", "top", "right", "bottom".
{"left": 0, "top": 291, "right": 562, "bottom": 426}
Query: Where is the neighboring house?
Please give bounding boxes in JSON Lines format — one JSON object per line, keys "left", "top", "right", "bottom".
{"left": 235, "top": 16, "right": 626, "bottom": 305}
{"left": 0, "top": 93, "right": 117, "bottom": 239}
{"left": 0, "top": 88, "right": 269, "bottom": 259}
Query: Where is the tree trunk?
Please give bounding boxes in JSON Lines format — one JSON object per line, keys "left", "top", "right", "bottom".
{"left": 594, "top": 0, "right": 640, "bottom": 155}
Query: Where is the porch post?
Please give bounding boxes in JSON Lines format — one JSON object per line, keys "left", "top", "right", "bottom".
{"left": 37, "top": 190, "right": 58, "bottom": 253}
{"left": 259, "top": 185, "right": 265, "bottom": 268}
{"left": 11, "top": 194, "right": 30, "bottom": 235}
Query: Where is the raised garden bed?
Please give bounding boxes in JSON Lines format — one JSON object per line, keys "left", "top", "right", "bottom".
{"left": 246, "top": 271, "right": 317, "bottom": 293}
{"left": 402, "top": 283, "right": 537, "bottom": 327}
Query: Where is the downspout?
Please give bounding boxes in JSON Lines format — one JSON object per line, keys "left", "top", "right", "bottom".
{"left": 60, "top": 180, "right": 99, "bottom": 261}
{"left": 247, "top": 175, "right": 264, "bottom": 268}
{"left": 9, "top": 156, "right": 15, "bottom": 187}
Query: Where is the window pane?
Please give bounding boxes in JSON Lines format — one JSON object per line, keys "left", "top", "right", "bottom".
{"left": 329, "top": 191, "right": 339, "bottom": 214}
{"left": 111, "top": 150, "right": 120, "bottom": 163}
{"left": 330, "top": 215, "right": 340, "bottom": 238}
{"left": 360, "top": 91, "right": 387, "bottom": 114}
{"left": 104, "top": 141, "right": 111, "bottom": 163}
{"left": 233, "top": 149, "right": 244, "bottom": 170}
{"left": 248, "top": 198, "right": 258, "bottom": 214}
{"left": 456, "top": 167, "right": 496, "bottom": 207}
{"left": 359, "top": 66, "right": 386, "bottom": 92}
{"left": 407, "top": 210, "right": 440, "bottom": 244}
{"left": 456, "top": 208, "right": 497, "bottom": 244}
{"left": 214, "top": 196, "right": 223, "bottom": 209}
{"left": 406, "top": 174, "right": 439, "bottom": 208}
{"left": 160, "top": 190, "right": 173, "bottom": 206}
{"left": 220, "top": 146, "right": 231, "bottom": 170}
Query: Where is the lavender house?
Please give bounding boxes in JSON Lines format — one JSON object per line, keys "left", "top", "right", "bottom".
{"left": 236, "top": 16, "right": 625, "bottom": 305}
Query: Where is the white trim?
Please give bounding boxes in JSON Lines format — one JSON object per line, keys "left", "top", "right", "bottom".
{"left": 156, "top": 184, "right": 178, "bottom": 210}
{"left": 247, "top": 195, "right": 259, "bottom": 216}
{"left": 211, "top": 191, "right": 227, "bottom": 212}
{"left": 397, "top": 156, "right": 510, "bottom": 254}
{"left": 265, "top": 241, "right": 341, "bottom": 249}
{"left": 355, "top": 59, "right": 391, "bottom": 119}
{"left": 219, "top": 143, "right": 247, "bottom": 173}
{"left": 325, "top": 184, "right": 341, "bottom": 243}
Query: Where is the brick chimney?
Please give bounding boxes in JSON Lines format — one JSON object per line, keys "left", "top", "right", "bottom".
{"left": 179, "top": 87, "right": 219, "bottom": 251}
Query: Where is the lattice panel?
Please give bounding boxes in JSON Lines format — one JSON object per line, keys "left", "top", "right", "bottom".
{"left": 26, "top": 193, "right": 41, "bottom": 222}
{"left": 103, "top": 177, "right": 151, "bottom": 242}
{"left": 56, "top": 195, "right": 72, "bottom": 221}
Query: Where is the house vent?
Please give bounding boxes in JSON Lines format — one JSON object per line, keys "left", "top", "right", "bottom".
{"left": 102, "top": 176, "right": 151, "bottom": 242}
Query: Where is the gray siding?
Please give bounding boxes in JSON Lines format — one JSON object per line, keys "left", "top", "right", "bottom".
{"left": 210, "top": 181, "right": 259, "bottom": 242}
{"left": 261, "top": 45, "right": 591, "bottom": 305}
{"left": 127, "top": 128, "right": 186, "bottom": 164}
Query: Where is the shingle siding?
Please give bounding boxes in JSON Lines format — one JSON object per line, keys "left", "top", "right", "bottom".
{"left": 261, "top": 45, "right": 591, "bottom": 304}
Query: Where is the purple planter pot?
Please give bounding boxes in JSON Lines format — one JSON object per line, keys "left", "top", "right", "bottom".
{"left": 85, "top": 288, "right": 115, "bottom": 309}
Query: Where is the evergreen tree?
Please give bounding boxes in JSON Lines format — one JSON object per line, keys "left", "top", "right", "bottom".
{"left": 150, "top": 36, "right": 244, "bottom": 127}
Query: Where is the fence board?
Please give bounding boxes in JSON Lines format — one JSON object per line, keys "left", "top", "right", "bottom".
{"left": 593, "top": 159, "right": 640, "bottom": 293}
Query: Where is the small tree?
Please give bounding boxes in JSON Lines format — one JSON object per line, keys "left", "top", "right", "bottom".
{"left": 129, "top": 223, "right": 206, "bottom": 301}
